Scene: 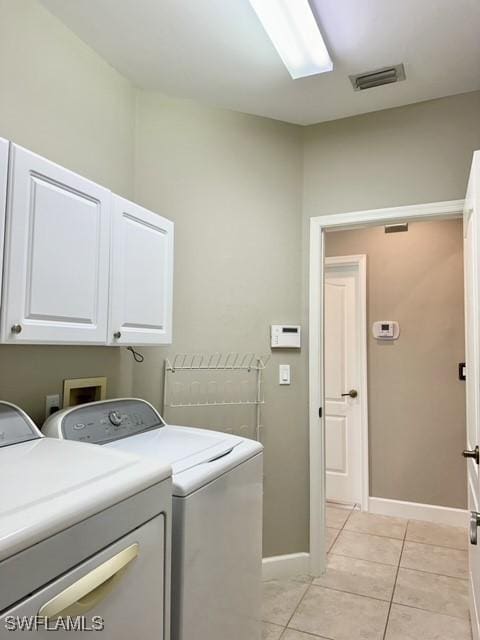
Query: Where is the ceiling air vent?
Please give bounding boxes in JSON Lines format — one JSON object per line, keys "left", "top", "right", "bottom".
{"left": 350, "top": 64, "right": 406, "bottom": 91}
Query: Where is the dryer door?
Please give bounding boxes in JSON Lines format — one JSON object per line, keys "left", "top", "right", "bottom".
{"left": 1, "top": 514, "right": 167, "bottom": 639}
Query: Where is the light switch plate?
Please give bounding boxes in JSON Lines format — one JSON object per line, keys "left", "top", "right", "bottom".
{"left": 279, "top": 364, "right": 291, "bottom": 385}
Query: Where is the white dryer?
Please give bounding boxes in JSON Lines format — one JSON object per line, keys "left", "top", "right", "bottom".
{"left": 43, "top": 398, "right": 263, "bottom": 640}
{"left": 0, "top": 401, "right": 171, "bottom": 639}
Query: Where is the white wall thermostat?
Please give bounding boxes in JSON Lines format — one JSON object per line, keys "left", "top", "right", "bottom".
{"left": 271, "top": 325, "right": 301, "bottom": 348}
{"left": 372, "top": 320, "right": 400, "bottom": 340}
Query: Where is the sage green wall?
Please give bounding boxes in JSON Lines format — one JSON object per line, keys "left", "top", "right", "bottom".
{"left": 303, "top": 91, "right": 480, "bottom": 218}
{"left": 133, "top": 92, "right": 307, "bottom": 557}
{"left": 326, "top": 219, "right": 466, "bottom": 508}
{"left": 1, "top": 0, "right": 480, "bottom": 556}
{"left": 0, "top": 0, "right": 135, "bottom": 423}
{"left": 0, "top": 2, "right": 307, "bottom": 557}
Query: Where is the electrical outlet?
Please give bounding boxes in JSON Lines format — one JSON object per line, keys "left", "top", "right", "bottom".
{"left": 45, "top": 394, "right": 60, "bottom": 418}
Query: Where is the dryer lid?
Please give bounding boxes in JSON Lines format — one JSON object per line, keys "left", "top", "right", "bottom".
{"left": 0, "top": 438, "right": 171, "bottom": 561}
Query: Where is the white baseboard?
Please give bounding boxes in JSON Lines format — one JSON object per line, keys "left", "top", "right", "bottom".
{"left": 369, "top": 497, "right": 468, "bottom": 527}
{"left": 262, "top": 552, "right": 310, "bottom": 580}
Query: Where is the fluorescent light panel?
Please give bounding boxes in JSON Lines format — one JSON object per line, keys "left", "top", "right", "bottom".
{"left": 249, "top": 0, "right": 333, "bottom": 79}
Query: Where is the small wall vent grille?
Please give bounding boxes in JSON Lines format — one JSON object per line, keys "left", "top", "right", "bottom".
{"left": 385, "top": 223, "right": 409, "bottom": 234}
{"left": 350, "top": 64, "right": 406, "bottom": 91}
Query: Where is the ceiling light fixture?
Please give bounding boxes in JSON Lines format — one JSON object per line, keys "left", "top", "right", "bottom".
{"left": 248, "top": 0, "right": 333, "bottom": 79}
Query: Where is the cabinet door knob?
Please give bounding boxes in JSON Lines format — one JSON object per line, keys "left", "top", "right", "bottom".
{"left": 113, "top": 331, "right": 122, "bottom": 339}
{"left": 11, "top": 324, "right": 22, "bottom": 334}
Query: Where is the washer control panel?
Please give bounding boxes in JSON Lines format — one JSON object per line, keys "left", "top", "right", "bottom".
{"left": 108, "top": 411, "right": 123, "bottom": 426}
{"left": 61, "top": 399, "right": 164, "bottom": 444}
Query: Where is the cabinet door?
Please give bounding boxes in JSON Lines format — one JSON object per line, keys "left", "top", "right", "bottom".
{"left": 1, "top": 145, "right": 111, "bottom": 344}
{"left": 0, "top": 138, "right": 8, "bottom": 306}
{"left": 109, "top": 196, "right": 173, "bottom": 345}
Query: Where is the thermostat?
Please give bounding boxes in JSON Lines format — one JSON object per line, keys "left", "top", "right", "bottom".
{"left": 271, "top": 325, "right": 301, "bottom": 349}
{"left": 372, "top": 321, "right": 400, "bottom": 340}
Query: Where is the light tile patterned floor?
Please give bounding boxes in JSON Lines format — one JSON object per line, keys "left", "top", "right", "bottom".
{"left": 262, "top": 505, "right": 471, "bottom": 640}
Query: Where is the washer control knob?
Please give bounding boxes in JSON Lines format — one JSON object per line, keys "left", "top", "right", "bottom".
{"left": 108, "top": 411, "right": 123, "bottom": 426}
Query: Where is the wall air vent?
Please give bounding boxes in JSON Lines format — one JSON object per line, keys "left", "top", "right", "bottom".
{"left": 350, "top": 64, "right": 406, "bottom": 91}
{"left": 385, "top": 223, "right": 408, "bottom": 234}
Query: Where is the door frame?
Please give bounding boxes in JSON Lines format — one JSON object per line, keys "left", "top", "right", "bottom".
{"left": 308, "top": 198, "right": 465, "bottom": 576}
{"left": 325, "top": 254, "right": 368, "bottom": 511}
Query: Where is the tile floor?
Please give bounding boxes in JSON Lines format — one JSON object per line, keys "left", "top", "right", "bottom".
{"left": 262, "top": 505, "right": 471, "bottom": 640}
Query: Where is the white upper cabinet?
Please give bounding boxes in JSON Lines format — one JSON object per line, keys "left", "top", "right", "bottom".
{"left": 0, "top": 143, "right": 174, "bottom": 346}
{"left": 109, "top": 195, "right": 174, "bottom": 346}
{"left": 0, "top": 138, "right": 8, "bottom": 305}
{"left": 1, "top": 145, "right": 111, "bottom": 344}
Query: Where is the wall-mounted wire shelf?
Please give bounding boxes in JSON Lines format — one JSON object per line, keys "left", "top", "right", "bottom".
{"left": 166, "top": 352, "right": 269, "bottom": 372}
{"left": 163, "top": 352, "right": 270, "bottom": 441}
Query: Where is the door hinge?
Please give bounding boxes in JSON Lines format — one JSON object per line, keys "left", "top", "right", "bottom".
{"left": 319, "top": 407, "right": 322, "bottom": 418}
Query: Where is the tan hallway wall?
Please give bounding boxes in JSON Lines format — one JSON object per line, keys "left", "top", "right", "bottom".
{"left": 326, "top": 219, "right": 466, "bottom": 508}
{"left": 0, "top": 0, "right": 136, "bottom": 423}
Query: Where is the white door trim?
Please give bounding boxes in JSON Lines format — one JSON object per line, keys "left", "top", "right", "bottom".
{"left": 308, "top": 198, "right": 465, "bottom": 576}
{"left": 325, "top": 255, "right": 368, "bottom": 511}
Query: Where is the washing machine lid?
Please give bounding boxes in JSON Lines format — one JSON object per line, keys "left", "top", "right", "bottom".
{"left": 0, "top": 437, "right": 171, "bottom": 561}
{"left": 104, "top": 425, "right": 263, "bottom": 496}
{"left": 41, "top": 398, "right": 263, "bottom": 496}
{"left": 104, "top": 425, "right": 242, "bottom": 475}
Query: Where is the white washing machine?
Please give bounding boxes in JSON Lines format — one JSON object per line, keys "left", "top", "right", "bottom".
{"left": 43, "top": 398, "right": 263, "bottom": 640}
{"left": 0, "top": 401, "right": 172, "bottom": 639}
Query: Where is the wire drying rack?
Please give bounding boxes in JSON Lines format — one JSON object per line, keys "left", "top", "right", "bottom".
{"left": 163, "top": 353, "right": 270, "bottom": 441}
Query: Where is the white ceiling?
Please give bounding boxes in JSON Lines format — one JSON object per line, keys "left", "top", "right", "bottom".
{"left": 40, "top": 0, "right": 480, "bottom": 125}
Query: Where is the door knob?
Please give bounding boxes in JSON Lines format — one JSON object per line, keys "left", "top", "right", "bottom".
{"left": 10, "top": 324, "right": 22, "bottom": 334}
{"left": 341, "top": 389, "right": 358, "bottom": 399}
{"left": 463, "top": 446, "right": 479, "bottom": 465}
{"left": 471, "top": 511, "right": 480, "bottom": 545}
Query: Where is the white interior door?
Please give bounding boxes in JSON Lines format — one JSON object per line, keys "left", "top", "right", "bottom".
{"left": 109, "top": 195, "right": 174, "bottom": 346}
{"left": 325, "top": 257, "right": 367, "bottom": 506}
{"left": 1, "top": 144, "right": 111, "bottom": 344}
{"left": 464, "top": 150, "right": 480, "bottom": 640}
